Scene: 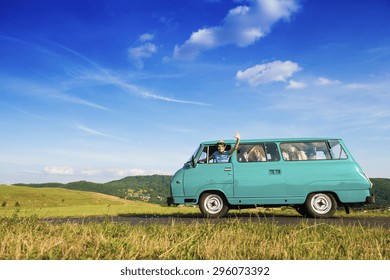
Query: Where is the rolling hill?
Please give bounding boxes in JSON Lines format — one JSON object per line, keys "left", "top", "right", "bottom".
{"left": 0, "top": 185, "right": 138, "bottom": 208}
{"left": 14, "top": 175, "right": 171, "bottom": 204}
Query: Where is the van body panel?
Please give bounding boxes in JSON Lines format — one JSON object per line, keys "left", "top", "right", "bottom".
{"left": 183, "top": 162, "right": 234, "bottom": 201}
{"left": 232, "top": 160, "right": 286, "bottom": 204}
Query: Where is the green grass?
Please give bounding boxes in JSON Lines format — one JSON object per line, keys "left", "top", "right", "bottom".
{"left": 0, "top": 216, "right": 388, "bottom": 260}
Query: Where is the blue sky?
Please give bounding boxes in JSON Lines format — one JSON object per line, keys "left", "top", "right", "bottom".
{"left": 0, "top": 0, "right": 389, "bottom": 183}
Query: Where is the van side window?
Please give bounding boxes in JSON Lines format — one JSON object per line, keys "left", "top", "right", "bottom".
{"left": 237, "top": 142, "right": 280, "bottom": 162}
{"left": 328, "top": 140, "right": 348, "bottom": 159}
{"left": 199, "top": 145, "right": 232, "bottom": 164}
{"left": 280, "top": 142, "right": 331, "bottom": 161}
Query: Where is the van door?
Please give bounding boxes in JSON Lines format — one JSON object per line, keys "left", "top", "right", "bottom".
{"left": 183, "top": 145, "right": 234, "bottom": 200}
{"left": 232, "top": 142, "right": 286, "bottom": 205}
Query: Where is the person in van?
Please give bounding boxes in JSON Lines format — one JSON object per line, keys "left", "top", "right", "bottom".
{"left": 209, "top": 131, "right": 240, "bottom": 163}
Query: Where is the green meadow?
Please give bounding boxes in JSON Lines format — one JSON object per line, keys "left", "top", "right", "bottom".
{"left": 0, "top": 185, "right": 389, "bottom": 260}
{"left": 0, "top": 185, "right": 198, "bottom": 218}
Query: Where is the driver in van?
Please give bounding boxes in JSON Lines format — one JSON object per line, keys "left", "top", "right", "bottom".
{"left": 210, "top": 132, "right": 240, "bottom": 163}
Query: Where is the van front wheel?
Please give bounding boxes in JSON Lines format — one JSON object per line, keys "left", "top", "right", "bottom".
{"left": 199, "top": 192, "right": 229, "bottom": 218}
{"left": 305, "top": 193, "right": 337, "bottom": 218}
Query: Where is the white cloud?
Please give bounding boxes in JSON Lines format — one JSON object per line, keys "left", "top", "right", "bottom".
{"left": 343, "top": 83, "right": 375, "bottom": 90}
{"left": 128, "top": 42, "right": 157, "bottom": 69}
{"left": 173, "top": 0, "right": 300, "bottom": 60}
{"left": 139, "top": 33, "right": 155, "bottom": 42}
{"left": 236, "top": 60, "right": 301, "bottom": 86}
{"left": 286, "top": 79, "right": 307, "bottom": 89}
{"left": 42, "top": 166, "right": 165, "bottom": 177}
{"left": 316, "top": 77, "right": 341, "bottom": 85}
{"left": 44, "top": 166, "right": 75, "bottom": 175}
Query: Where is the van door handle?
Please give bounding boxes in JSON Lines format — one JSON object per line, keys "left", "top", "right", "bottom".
{"left": 224, "top": 167, "right": 232, "bottom": 172}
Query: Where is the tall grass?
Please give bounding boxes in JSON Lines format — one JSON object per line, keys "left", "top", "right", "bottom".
{"left": 0, "top": 215, "right": 388, "bottom": 260}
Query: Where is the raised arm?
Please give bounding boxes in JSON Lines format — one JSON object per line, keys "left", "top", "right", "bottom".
{"left": 229, "top": 131, "right": 241, "bottom": 155}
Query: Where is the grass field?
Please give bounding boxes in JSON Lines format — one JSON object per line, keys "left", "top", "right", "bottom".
{"left": 1, "top": 185, "right": 389, "bottom": 260}
{"left": 0, "top": 215, "right": 389, "bottom": 260}
{"left": 0, "top": 185, "right": 199, "bottom": 218}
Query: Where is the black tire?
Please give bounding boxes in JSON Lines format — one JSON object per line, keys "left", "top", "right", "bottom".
{"left": 305, "top": 192, "right": 337, "bottom": 218}
{"left": 295, "top": 205, "right": 308, "bottom": 217}
{"left": 199, "top": 192, "right": 229, "bottom": 218}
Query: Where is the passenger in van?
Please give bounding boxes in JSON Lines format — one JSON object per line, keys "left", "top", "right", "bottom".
{"left": 282, "top": 145, "right": 307, "bottom": 160}
{"left": 242, "top": 145, "right": 266, "bottom": 162}
{"left": 210, "top": 132, "right": 240, "bottom": 163}
{"left": 282, "top": 151, "right": 290, "bottom": 161}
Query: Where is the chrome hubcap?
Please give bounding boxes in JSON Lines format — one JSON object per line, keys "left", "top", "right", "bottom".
{"left": 204, "top": 195, "right": 223, "bottom": 214}
{"left": 311, "top": 193, "right": 332, "bottom": 214}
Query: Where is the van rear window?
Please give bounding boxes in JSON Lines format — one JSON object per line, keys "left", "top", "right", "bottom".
{"left": 280, "top": 141, "right": 331, "bottom": 161}
{"left": 328, "top": 140, "right": 348, "bottom": 159}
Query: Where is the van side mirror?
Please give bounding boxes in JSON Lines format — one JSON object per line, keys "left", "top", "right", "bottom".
{"left": 191, "top": 155, "right": 197, "bottom": 168}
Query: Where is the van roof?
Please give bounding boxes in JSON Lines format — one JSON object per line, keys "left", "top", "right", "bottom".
{"left": 201, "top": 138, "right": 342, "bottom": 145}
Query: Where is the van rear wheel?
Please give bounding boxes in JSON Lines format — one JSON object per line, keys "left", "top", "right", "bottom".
{"left": 199, "top": 192, "right": 229, "bottom": 218}
{"left": 305, "top": 193, "right": 337, "bottom": 218}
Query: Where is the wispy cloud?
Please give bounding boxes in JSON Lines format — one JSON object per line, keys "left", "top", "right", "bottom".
{"left": 1, "top": 36, "right": 208, "bottom": 106}
{"left": 315, "top": 77, "right": 341, "bottom": 86}
{"left": 128, "top": 33, "right": 157, "bottom": 69}
{"left": 139, "top": 33, "right": 155, "bottom": 42}
{"left": 286, "top": 79, "right": 307, "bottom": 89}
{"left": 75, "top": 124, "right": 126, "bottom": 141}
{"left": 173, "top": 0, "right": 300, "bottom": 60}
{"left": 1, "top": 77, "right": 109, "bottom": 111}
{"left": 236, "top": 60, "right": 301, "bottom": 86}
{"left": 128, "top": 42, "right": 157, "bottom": 69}
{"left": 40, "top": 166, "right": 166, "bottom": 177}
{"left": 50, "top": 39, "right": 209, "bottom": 105}
{"left": 81, "top": 71, "right": 210, "bottom": 106}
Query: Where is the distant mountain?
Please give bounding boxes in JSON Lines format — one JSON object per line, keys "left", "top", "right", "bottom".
{"left": 14, "top": 175, "right": 171, "bottom": 204}
{"left": 13, "top": 176, "right": 390, "bottom": 207}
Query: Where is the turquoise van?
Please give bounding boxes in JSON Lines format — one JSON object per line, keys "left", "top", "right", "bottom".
{"left": 167, "top": 138, "right": 375, "bottom": 218}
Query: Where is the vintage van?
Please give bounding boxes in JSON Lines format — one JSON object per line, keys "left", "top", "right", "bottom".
{"left": 167, "top": 138, "right": 375, "bottom": 218}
